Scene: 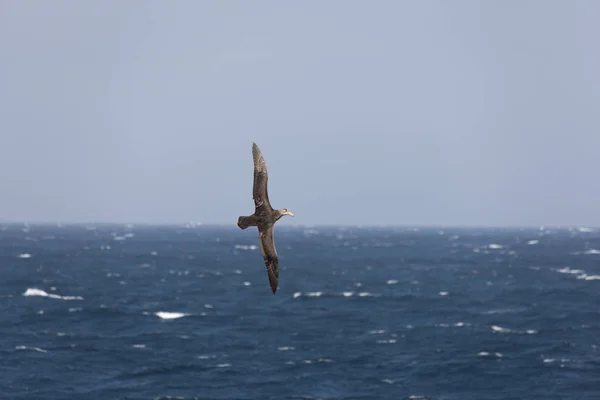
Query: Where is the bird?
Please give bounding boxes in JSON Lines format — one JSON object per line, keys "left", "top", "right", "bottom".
{"left": 237, "top": 142, "right": 294, "bottom": 294}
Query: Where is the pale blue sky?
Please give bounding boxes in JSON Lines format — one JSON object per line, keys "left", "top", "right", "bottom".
{"left": 1, "top": 1, "right": 598, "bottom": 226}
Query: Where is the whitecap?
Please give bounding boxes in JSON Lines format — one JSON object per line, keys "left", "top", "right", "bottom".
{"left": 527, "top": 240, "right": 539, "bottom": 245}
{"left": 478, "top": 351, "right": 502, "bottom": 358}
{"left": 583, "top": 249, "right": 600, "bottom": 255}
{"left": 155, "top": 311, "right": 188, "bottom": 320}
{"left": 306, "top": 292, "right": 323, "bottom": 297}
{"left": 577, "top": 274, "right": 600, "bottom": 280}
{"left": 18, "top": 253, "right": 32, "bottom": 259}
{"left": 277, "top": 346, "right": 295, "bottom": 351}
{"left": 578, "top": 227, "right": 595, "bottom": 232}
{"left": 293, "top": 292, "right": 302, "bottom": 299}
{"left": 490, "top": 325, "right": 511, "bottom": 333}
{"left": 216, "top": 363, "right": 231, "bottom": 368}
{"left": 243, "top": 282, "right": 251, "bottom": 286}
{"left": 386, "top": 279, "right": 398, "bottom": 284}
{"left": 556, "top": 267, "right": 584, "bottom": 275}
{"left": 23, "top": 288, "right": 83, "bottom": 301}
{"left": 15, "top": 345, "right": 47, "bottom": 353}
{"left": 488, "top": 244, "right": 503, "bottom": 249}
{"left": 491, "top": 325, "right": 537, "bottom": 334}
{"left": 342, "top": 292, "right": 354, "bottom": 297}
{"left": 132, "top": 344, "right": 146, "bottom": 348}
{"left": 234, "top": 244, "right": 258, "bottom": 251}
{"left": 439, "top": 291, "right": 449, "bottom": 296}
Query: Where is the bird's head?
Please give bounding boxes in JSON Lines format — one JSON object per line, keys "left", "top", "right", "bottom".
{"left": 277, "top": 208, "right": 294, "bottom": 219}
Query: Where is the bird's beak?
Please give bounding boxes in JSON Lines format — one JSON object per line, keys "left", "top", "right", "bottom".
{"left": 286, "top": 211, "right": 294, "bottom": 217}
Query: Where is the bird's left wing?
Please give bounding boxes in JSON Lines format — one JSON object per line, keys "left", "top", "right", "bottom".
{"left": 258, "top": 225, "right": 279, "bottom": 294}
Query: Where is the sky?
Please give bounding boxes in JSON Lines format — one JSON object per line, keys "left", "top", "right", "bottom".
{"left": 0, "top": 1, "right": 598, "bottom": 226}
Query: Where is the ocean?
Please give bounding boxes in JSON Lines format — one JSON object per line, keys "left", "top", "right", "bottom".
{"left": 1, "top": 223, "right": 599, "bottom": 399}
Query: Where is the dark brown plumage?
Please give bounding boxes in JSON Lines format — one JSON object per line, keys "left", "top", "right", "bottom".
{"left": 237, "top": 142, "right": 294, "bottom": 294}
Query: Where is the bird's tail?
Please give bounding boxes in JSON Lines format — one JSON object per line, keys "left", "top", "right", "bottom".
{"left": 237, "top": 216, "right": 252, "bottom": 230}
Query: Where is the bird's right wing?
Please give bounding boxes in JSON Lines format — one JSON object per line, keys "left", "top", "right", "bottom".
{"left": 258, "top": 225, "right": 279, "bottom": 294}
{"left": 252, "top": 142, "right": 272, "bottom": 215}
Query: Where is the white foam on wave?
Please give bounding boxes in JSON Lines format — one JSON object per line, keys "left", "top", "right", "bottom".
{"left": 556, "top": 267, "right": 600, "bottom": 281}
{"left": 155, "top": 311, "right": 189, "bottom": 320}
{"left": 277, "top": 346, "right": 295, "bottom": 351}
{"left": 305, "top": 292, "right": 323, "bottom": 297}
{"left": 386, "top": 279, "right": 398, "bottom": 284}
{"left": 583, "top": 249, "right": 600, "bottom": 255}
{"left": 376, "top": 339, "right": 397, "bottom": 344}
{"left": 557, "top": 267, "right": 585, "bottom": 275}
{"left": 478, "top": 351, "right": 502, "bottom": 358}
{"left": 234, "top": 244, "right": 258, "bottom": 251}
{"left": 577, "top": 274, "right": 600, "bottom": 280}
{"left": 197, "top": 354, "right": 217, "bottom": 359}
{"left": 578, "top": 227, "right": 595, "bottom": 232}
{"left": 542, "top": 357, "right": 570, "bottom": 365}
{"left": 23, "top": 288, "right": 83, "bottom": 301}
{"left": 484, "top": 307, "right": 527, "bottom": 315}
{"left": 527, "top": 240, "right": 539, "bottom": 245}
{"left": 491, "top": 325, "right": 537, "bottom": 334}
{"left": 132, "top": 344, "right": 146, "bottom": 349}
{"left": 15, "top": 345, "right": 47, "bottom": 353}
{"left": 437, "top": 321, "right": 469, "bottom": 328}
{"left": 293, "top": 291, "right": 377, "bottom": 299}
{"left": 18, "top": 253, "right": 32, "bottom": 259}
{"left": 488, "top": 244, "right": 504, "bottom": 249}
{"left": 439, "top": 291, "right": 449, "bottom": 296}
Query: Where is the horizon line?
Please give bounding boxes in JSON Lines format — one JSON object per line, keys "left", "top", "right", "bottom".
{"left": 0, "top": 220, "right": 597, "bottom": 230}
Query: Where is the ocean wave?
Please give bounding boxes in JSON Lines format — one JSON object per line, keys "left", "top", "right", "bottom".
{"left": 23, "top": 288, "right": 83, "bottom": 301}
{"left": 293, "top": 291, "right": 378, "bottom": 299}
{"left": 154, "top": 312, "right": 189, "bottom": 320}
{"left": 490, "top": 325, "right": 537, "bottom": 335}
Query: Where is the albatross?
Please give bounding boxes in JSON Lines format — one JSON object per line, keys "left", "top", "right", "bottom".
{"left": 237, "top": 142, "right": 294, "bottom": 294}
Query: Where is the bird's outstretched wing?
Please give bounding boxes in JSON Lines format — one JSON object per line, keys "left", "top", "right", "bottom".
{"left": 258, "top": 225, "right": 279, "bottom": 294}
{"left": 252, "top": 142, "right": 272, "bottom": 215}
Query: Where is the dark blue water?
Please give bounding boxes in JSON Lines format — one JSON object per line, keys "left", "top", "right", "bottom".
{"left": 1, "top": 224, "right": 599, "bottom": 399}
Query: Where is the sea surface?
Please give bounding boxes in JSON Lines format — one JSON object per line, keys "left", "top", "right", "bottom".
{"left": 1, "top": 224, "right": 599, "bottom": 400}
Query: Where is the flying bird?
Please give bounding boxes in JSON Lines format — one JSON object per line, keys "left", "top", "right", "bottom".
{"left": 237, "top": 142, "right": 294, "bottom": 294}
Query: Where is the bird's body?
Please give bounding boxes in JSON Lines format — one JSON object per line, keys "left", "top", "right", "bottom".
{"left": 237, "top": 142, "right": 294, "bottom": 294}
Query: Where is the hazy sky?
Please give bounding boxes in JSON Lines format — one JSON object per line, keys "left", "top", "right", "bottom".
{"left": 1, "top": 1, "right": 598, "bottom": 226}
